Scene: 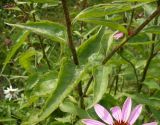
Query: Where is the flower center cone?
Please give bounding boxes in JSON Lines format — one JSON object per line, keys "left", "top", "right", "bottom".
{"left": 113, "top": 121, "right": 129, "bottom": 125}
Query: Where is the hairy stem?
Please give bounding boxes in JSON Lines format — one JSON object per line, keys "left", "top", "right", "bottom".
{"left": 61, "top": 0, "right": 79, "bottom": 65}
{"left": 61, "top": 0, "right": 85, "bottom": 109}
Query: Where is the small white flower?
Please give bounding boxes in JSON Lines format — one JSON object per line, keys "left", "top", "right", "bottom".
{"left": 4, "top": 85, "right": 19, "bottom": 101}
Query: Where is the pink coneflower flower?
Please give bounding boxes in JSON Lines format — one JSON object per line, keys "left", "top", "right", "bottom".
{"left": 113, "top": 31, "right": 124, "bottom": 40}
{"left": 82, "top": 97, "right": 157, "bottom": 125}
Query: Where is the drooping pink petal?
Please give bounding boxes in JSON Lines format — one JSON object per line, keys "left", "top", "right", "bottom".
{"left": 94, "top": 104, "right": 113, "bottom": 124}
{"left": 121, "top": 97, "right": 132, "bottom": 122}
{"left": 143, "top": 122, "right": 158, "bottom": 125}
{"left": 110, "top": 106, "right": 122, "bottom": 121}
{"left": 82, "top": 119, "right": 105, "bottom": 125}
{"left": 128, "top": 104, "right": 142, "bottom": 125}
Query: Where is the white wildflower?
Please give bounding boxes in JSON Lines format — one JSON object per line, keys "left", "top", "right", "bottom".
{"left": 4, "top": 85, "right": 19, "bottom": 101}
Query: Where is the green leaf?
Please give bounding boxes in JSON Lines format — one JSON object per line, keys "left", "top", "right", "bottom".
{"left": 25, "top": 58, "right": 85, "bottom": 124}
{"left": 124, "top": 93, "right": 160, "bottom": 108}
{"left": 39, "top": 59, "right": 77, "bottom": 119}
{"left": 88, "top": 65, "right": 112, "bottom": 108}
{"left": 77, "top": 18, "right": 127, "bottom": 33}
{"left": 0, "top": 118, "right": 16, "bottom": 122}
{"left": 30, "top": 71, "right": 58, "bottom": 97}
{"left": 77, "top": 27, "right": 105, "bottom": 65}
{"left": 150, "top": 107, "right": 160, "bottom": 121}
{"left": 117, "top": 0, "right": 156, "bottom": 2}
{"left": 59, "top": 101, "right": 90, "bottom": 118}
{"left": 107, "top": 33, "right": 114, "bottom": 53}
{"left": 143, "top": 80, "right": 160, "bottom": 90}
{"left": 28, "top": 0, "right": 59, "bottom": 3}
{"left": 73, "top": 2, "right": 149, "bottom": 22}
{"left": 19, "top": 47, "right": 37, "bottom": 73}
{"left": 22, "top": 71, "right": 58, "bottom": 108}
{"left": 128, "top": 33, "right": 150, "bottom": 43}
{"left": 144, "top": 26, "right": 160, "bottom": 34}
{"left": 6, "top": 20, "right": 66, "bottom": 44}
{"left": 1, "top": 30, "right": 29, "bottom": 73}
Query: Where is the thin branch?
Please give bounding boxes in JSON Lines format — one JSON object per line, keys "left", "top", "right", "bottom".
{"left": 138, "top": 46, "right": 157, "bottom": 92}
{"left": 127, "top": 2, "right": 137, "bottom": 30}
{"left": 109, "top": 75, "right": 116, "bottom": 94}
{"left": 38, "top": 36, "right": 52, "bottom": 69}
{"left": 61, "top": 0, "right": 79, "bottom": 65}
{"left": 83, "top": 76, "right": 93, "bottom": 97}
{"left": 80, "top": 0, "right": 88, "bottom": 43}
{"left": 102, "top": 6, "right": 160, "bottom": 65}
{"left": 119, "top": 53, "right": 139, "bottom": 86}
{"left": 77, "top": 81, "right": 85, "bottom": 109}
{"left": 31, "top": 4, "right": 51, "bottom": 69}
{"left": 114, "top": 74, "right": 119, "bottom": 95}
{"left": 127, "top": 8, "right": 135, "bottom": 30}
{"left": 138, "top": 5, "right": 160, "bottom": 92}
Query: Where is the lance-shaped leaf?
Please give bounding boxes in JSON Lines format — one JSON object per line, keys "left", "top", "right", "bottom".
{"left": 60, "top": 101, "right": 90, "bottom": 118}
{"left": 28, "top": 0, "right": 59, "bottom": 3}
{"left": 23, "top": 58, "right": 85, "bottom": 124}
{"left": 144, "top": 26, "right": 160, "bottom": 34}
{"left": 77, "top": 18, "right": 127, "bottom": 34}
{"left": 73, "top": 2, "right": 150, "bottom": 22}
{"left": 87, "top": 65, "right": 112, "bottom": 109}
{"left": 6, "top": 20, "right": 66, "bottom": 44}
{"left": 1, "top": 30, "right": 29, "bottom": 73}
{"left": 77, "top": 27, "right": 105, "bottom": 65}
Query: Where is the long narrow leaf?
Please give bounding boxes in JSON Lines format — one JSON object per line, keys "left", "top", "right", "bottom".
{"left": 1, "top": 30, "right": 29, "bottom": 73}
{"left": 6, "top": 21, "right": 66, "bottom": 44}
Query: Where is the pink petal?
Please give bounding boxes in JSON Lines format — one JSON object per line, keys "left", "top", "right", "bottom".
{"left": 128, "top": 104, "right": 142, "bottom": 125}
{"left": 143, "top": 122, "right": 158, "bottom": 125}
{"left": 121, "top": 97, "right": 132, "bottom": 122}
{"left": 113, "top": 32, "right": 124, "bottom": 40}
{"left": 94, "top": 104, "right": 113, "bottom": 124}
{"left": 82, "top": 119, "right": 105, "bottom": 125}
{"left": 110, "top": 106, "right": 122, "bottom": 121}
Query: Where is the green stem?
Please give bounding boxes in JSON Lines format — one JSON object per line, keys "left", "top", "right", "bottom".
{"left": 31, "top": 4, "right": 51, "bottom": 69}
{"left": 119, "top": 53, "right": 139, "bottom": 87}
{"left": 83, "top": 76, "right": 93, "bottom": 97}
